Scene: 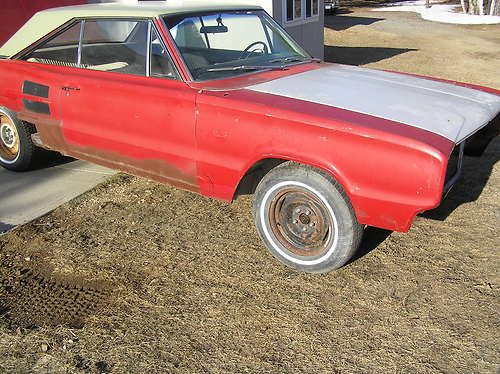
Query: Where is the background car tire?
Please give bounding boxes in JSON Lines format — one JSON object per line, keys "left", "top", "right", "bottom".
{"left": 254, "top": 162, "right": 363, "bottom": 273}
{"left": 0, "top": 107, "right": 37, "bottom": 171}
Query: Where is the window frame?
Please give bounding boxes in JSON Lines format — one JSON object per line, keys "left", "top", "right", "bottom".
{"left": 16, "top": 17, "right": 180, "bottom": 80}
{"left": 284, "top": 0, "right": 321, "bottom": 26}
{"left": 149, "top": 22, "right": 181, "bottom": 80}
{"left": 307, "top": 0, "right": 320, "bottom": 18}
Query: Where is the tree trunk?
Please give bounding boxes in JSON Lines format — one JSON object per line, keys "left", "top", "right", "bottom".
{"left": 467, "top": 0, "right": 500, "bottom": 14}
{"left": 460, "top": 0, "right": 468, "bottom": 13}
{"left": 469, "top": 0, "right": 479, "bottom": 14}
{"left": 491, "top": 0, "right": 500, "bottom": 15}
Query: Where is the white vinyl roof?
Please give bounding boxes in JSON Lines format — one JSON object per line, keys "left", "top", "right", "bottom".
{"left": 0, "top": 1, "right": 262, "bottom": 57}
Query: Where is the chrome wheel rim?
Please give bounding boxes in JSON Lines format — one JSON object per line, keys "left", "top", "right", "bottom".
{"left": 0, "top": 114, "right": 20, "bottom": 164}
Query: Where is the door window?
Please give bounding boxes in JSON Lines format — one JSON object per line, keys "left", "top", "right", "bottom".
{"left": 81, "top": 20, "right": 148, "bottom": 76}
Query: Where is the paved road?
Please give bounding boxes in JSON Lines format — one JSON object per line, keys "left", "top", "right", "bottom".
{"left": 0, "top": 157, "right": 115, "bottom": 233}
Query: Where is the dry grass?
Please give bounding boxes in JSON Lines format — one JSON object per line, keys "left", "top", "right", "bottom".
{"left": 1, "top": 9, "right": 499, "bottom": 374}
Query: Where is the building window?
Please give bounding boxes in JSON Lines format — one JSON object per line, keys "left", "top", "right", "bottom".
{"left": 306, "top": 0, "right": 320, "bottom": 17}
{"left": 286, "top": 0, "right": 319, "bottom": 23}
{"left": 295, "top": 0, "right": 302, "bottom": 18}
{"left": 312, "top": 0, "right": 319, "bottom": 15}
{"left": 286, "top": 0, "right": 304, "bottom": 21}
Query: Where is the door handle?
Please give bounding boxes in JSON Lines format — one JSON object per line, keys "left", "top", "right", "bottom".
{"left": 61, "top": 86, "right": 80, "bottom": 91}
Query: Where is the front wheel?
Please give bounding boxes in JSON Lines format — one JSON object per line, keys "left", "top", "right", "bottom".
{"left": 254, "top": 162, "right": 363, "bottom": 273}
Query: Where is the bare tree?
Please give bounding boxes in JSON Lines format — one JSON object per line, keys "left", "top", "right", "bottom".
{"left": 464, "top": 0, "right": 500, "bottom": 14}
{"left": 460, "top": 0, "right": 468, "bottom": 12}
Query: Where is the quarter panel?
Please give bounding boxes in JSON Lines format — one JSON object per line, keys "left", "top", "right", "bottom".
{"left": 0, "top": 60, "right": 66, "bottom": 152}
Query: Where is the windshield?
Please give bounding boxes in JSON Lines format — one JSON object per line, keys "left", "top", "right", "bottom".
{"left": 163, "top": 10, "right": 312, "bottom": 81}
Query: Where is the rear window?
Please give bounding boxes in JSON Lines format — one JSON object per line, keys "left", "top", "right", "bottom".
{"left": 23, "top": 22, "right": 81, "bottom": 64}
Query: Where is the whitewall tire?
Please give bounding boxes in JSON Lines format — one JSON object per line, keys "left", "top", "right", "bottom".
{"left": 254, "top": 162, "right": 363, "bottom": 273}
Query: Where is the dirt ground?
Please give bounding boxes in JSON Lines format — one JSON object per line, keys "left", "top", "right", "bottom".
{"left": 1, "top": 9, "right": 499, "bottom": 374}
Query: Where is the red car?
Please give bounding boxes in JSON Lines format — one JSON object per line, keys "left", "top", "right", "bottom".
{"left": 0, "top": 3, "right": 498, "bottom": 272}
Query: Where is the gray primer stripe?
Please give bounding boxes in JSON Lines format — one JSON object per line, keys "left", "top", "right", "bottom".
{"left": 248, "top": 64, "right": 500, "bottom": 143}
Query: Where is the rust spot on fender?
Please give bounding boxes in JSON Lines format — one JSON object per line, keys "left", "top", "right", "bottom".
{"left": 17, "top": 111, "right": 199, "bottom": 193}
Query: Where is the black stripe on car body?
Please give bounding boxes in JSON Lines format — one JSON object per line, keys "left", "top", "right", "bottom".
{"left": 23, "top": 81, "right": 49, "bottom": 98}
{"left": 23, "top": 99, "right": 50, "bottom": 115}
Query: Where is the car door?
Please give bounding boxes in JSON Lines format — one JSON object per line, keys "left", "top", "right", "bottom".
{"left": 56, "top": 19, "right": 199, "bottom": 192}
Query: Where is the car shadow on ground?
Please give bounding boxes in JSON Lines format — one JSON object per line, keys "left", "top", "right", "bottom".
{"left": 334, "top": 8, "right": 355, "bottom": 14}
{"left": 325, "top": 14, "right": 385, "bottom": 31}
{"left": 349, "top": 227, "right": 392, "bottom": 265}
{"left": 324, "top": 45, "right": 417, "bottom": 65}
{"left": 32, "top": 151, "right": 75, "bottom": 170}
{"left": 421, "top": 139, "right": 499, "bottom": 221}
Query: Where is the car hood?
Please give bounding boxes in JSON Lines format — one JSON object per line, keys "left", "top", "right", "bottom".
{"left": 247, "top": 64, "right": 500, "bottom": 143}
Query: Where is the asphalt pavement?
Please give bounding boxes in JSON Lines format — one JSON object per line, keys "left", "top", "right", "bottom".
{"left": 0, "top": 156, "right": 115, "bottom": 233}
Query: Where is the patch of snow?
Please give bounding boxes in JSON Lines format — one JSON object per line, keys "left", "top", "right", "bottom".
{"left": 373, "top": 1, "right": 500, "bottom": 24}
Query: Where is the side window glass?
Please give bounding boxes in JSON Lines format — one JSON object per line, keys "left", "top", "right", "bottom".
{"left": 23, "top": 22, "right": 81, "bottom": 66}
{"left": 81, "top": 20, "right": 148, "bottom": 76}
{"left": 150, "top": 27, "right": 179, "bottom": 79}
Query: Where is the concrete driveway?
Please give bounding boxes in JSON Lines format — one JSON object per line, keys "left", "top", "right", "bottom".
{"left": 0, "top": 157, "right": 115, "bottom": 233}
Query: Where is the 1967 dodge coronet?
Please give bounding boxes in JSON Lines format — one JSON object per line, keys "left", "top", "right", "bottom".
{"left": 0, "top": 2, "right": 498, "bottom": 272}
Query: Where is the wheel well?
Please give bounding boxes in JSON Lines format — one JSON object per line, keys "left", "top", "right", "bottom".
{"left": 233, "top": 158, "right": 354, "bottom": 204}
{"left": 233, "top": 158, "right": 287, "bottom": 199}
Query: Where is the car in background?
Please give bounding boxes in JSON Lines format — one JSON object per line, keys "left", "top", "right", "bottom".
{"left": 0, "top": 2, "right": 498, "bottom": 273}
{"left": 325, "top": 0, "right": 340, "bottom": 14}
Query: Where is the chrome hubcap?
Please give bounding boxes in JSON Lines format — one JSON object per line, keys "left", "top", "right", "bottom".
{"left": 0, "top": 114, "right": 20, "bottom": 163}
{"left": 1, "top": 123, "right": 16, "bottom": 147}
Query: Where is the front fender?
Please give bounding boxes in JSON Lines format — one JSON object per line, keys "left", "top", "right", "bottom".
{"left": 195, "top": 89, "right": 452, "bottom": 232}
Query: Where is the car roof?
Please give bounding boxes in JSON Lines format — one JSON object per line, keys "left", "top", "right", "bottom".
{"left": 0, "top": 1, "right": 262, "bottom": 58}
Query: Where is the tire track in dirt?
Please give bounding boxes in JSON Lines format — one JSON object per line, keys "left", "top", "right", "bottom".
{"left": 0, "top": 253, "right": 113, "bottom": 329}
